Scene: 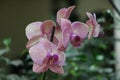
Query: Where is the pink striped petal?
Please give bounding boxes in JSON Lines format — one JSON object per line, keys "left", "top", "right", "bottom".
{"left": 93, "top": 24, "right": 100, "bottom": 37}
{"left": 49, "top": 65, "right": 64, "bottom": 74}
{"left": 25, "top": 22, "right": 42, "bottom": 39}
{"left": 57, "top": 19, "right": 72, "bottom": 51}
{"left": 43, "top": 39, "right": 57, "bottom": 53}
{"left": 57, "top": 29, "right": 70, "bottom": 51}
{"left": 86, "top": 12, "right": 94, "bottom": 20}
{"left": 64, "top": 5, "right": 75, "bottom": 19}
{"left": 57, "top": 6, "right": 75, "bottom": 24}
{"left": 62, "top": 28, "right": 70, "bottom": 48}
{"left": 93, "top": 13, "right": 96, "bottom": 19}
{"left": 92, "top": 19, "right": 100, "bottom": 37}
{"left": 33, "top": 63, "right": 48, "bottom": 73}
{"left": 61, "top": 18, "right": 72, "bottom": 32}
{"left": 41, "top": 20, "right": 56, "bottom": 35}
{"left": 57, "top": 51, "right": 66, "bottom": 66}
{"left": 57, "top": 39, "right": 66, "bottom": 51}
{"left": 57, "top": 8, "right": 67, "bottom": 24}
{"left": 71, "top": 22, "right": 88, "bottom": 39}
{"left": 26, "top": 35, "right": 46, "bottom": 49}
{"left": 29, "top": 40, "right": 47, "bottom": 65}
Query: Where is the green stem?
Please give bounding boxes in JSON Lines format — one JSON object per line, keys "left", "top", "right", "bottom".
{"left": 40, "top": 72, "right": 46, "bottom": 80}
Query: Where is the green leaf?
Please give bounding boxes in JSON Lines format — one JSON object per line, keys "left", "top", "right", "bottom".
{"left": 3, "top": 38, "right": 11, "bottom": 47}
{"left": 10, "top": 60, "right": 23, "bottom": 66}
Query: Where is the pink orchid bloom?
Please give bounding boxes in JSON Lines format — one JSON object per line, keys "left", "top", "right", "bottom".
{"left": 29, "top": 38, "right": 65, "bottom": 74}
{"left": 57, "top": 6, "right": 75, "bottom": 25}
{"left": 58, "top": 18, "right": 88, "bottom": 48}
{"left": 26, "top": 6, "right": 75, "bottom": 50}
{"left": 86, "top": 12, "right": 100, "bottom": 39}
{"left": 25, "top": 20, "right": 56, "bottom": 48}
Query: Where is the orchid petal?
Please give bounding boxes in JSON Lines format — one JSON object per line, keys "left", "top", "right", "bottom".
{"left": 57, "top": 8, "right": 67, "bottom": 24}
{"left": 46, "top": 34, "right": 59, "bottom": 46}
{"left": 43, "top": 39, "right": 57, "bottom": 53}
{"left": 41, "top": 20, "right": 56, "bottom": 35}
{"left": 93, "top": 24, "right": 100, "bottom": 37}
{"left": 64, "top": 6, "right": 75, "bottom": 19}
{"left": 57, "top": 39, "right": 66, "bottom": 51}
{"left": 50, "top": 65, "right": 64, "bottom": 74}
{"left": 57, "top": 29, "right": 70, "bottom": 51}
{"left": 86, "top": 12, "right": 94, "bottom": 20}
{"left": 71, "top": 22, "right": 88, "bottom": 39}
{"left": 93, "top": 13, "right": 96, "bottom": 19}
{"left": 57, "top": 6, "right": 75, "bottom": 24}
{"left": 29, "top": 39, "right": 47, "bottom": 65}
{"left": 62, "top": 28, "right": 70, "bottom": 48}
{"left": 57, "top": 19, "right": 72, "bottom": 51}
{"left": 25, "top": 22, "right": 42, "bottom": 39}
{"left": 86, "top": 20, "right": 92, "bottom": 26}
{"left": 61, "top": 18, "right": 72, "bottom": 32}
{"left": 33, "top": 63, "right": 48, "bottom": 73}
{"left": 26, "top": 35, "right": 46, "bottom": 49}
{"left": 57, "top": 51, "right": 66, "bottom": 66}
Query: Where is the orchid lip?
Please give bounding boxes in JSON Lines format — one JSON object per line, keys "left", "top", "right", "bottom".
{"left": 75, "top": 36, "right": 81, "bottom": 41}
{"left": 53, "top": 54, "right": 59, "bottom": 62}
{"left": 70, "top": 33, "right": 80, "bottom": 41}
{"left": 47, "top": 53, "right": 59, "bottom": 65}
{"left": 70, "top": 33, "right": 82, "bottom": 47}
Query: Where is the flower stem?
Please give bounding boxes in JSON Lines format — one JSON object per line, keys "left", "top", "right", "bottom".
{"left": 50, "top": 26, "right": 55, "bottom": 42}
{"left": 40, "top": 72, "right": 46, "bottom": 80}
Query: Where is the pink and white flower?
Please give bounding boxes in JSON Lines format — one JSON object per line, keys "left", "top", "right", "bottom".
{"left": 29, "top": 38, "right": 65, "bottom": 74}
{"left": 25, "top": 6, "right": 75, "bottom": 50}
{"left": 86, "top": 12, "right": 100, "bottom": 39}
{"left": 59, "top": 18, "right": 88, "bottom": 48}
{"left": 25, "top": 20, "right": 56, "bottom": 48}
{"left": 25, "top": 6, "right": 100, "bottom": 75}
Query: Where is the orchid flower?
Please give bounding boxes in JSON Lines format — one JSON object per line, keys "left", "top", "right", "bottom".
{"left": 58, "top": 18, "right": 88, "bottom": 48}
{"left": 25, "top": 5, "right": 100, "bottom": 75}
{"left": 25, "top": 20, "right": 56, "bottom": 48}
{"left": 29, "top": 38, "right": 65, "bottom": 74}
{"left": 25, "top": 6, "right": 75, "bottom": 50}
{"left": 47, "top": 5, "right": 75, "bottom": 51}
{"left": 86, "top": 12, "right": 100, "bottom": 39}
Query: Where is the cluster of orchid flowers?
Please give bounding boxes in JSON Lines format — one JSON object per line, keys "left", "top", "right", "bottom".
{"left": 25, "top": 6, "right": 100, "bottom": 74}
